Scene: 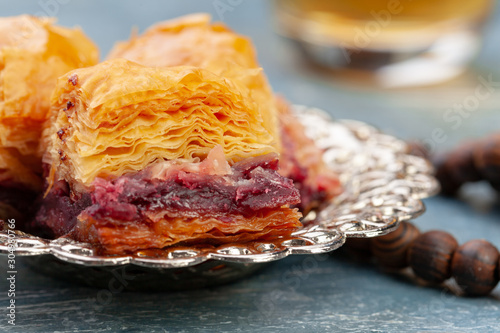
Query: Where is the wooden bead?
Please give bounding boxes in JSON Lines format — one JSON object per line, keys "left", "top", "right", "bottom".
{"left": 498, "top": 256, "right": 500, "bottom": 286}
{"left": 474, "top": 134, "right": 500, "bottom": 185}
{"left": 451, "top": 240, "right": 500, "bottom": 296}
{"left": 344, "top": 238, "right": 371, "bottom": 252}
{"left": 408, "top": 231, "right": 458, "bottom": 283}
{"left": 434, "top": 141, "right": 482, "bottom": 195}
{"left": 341, "top": 238, "right": 372, "bottom": 262}
{"left": 371, "top": 221, "right": 420, "bottom": 269}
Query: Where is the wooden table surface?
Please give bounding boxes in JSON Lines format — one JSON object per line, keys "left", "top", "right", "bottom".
{"left": 1, "top": 1, "right": 500, "bottom": 332}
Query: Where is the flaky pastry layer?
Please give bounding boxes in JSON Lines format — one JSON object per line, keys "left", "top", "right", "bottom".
{"left": 0, "top": 15, "right": 98, "bottom": 190}
{"left": 0, "top": 148, "right": 42, "bottom": 191}
{"left": 107, "top": 13, "right": 279, "bottom": 154}
{"left": 75, "top": 208, "right": 302, "bottom": 255}
{"left": 107, "top": 13, "right": 259, "bottom": 71}
{"left": 34, "top": 146, "right": 302, "bottom": 254}
{"left": 106, "top": 13, "right": 342, "bottom": 211}
{"left": 43, "top": 59, "right": 279, "bottom": 191}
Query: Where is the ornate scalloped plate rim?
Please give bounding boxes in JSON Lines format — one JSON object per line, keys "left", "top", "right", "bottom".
{"left": 0, "top": 106, "right": 439, "bottom": 269}
{"left": 0, "top": 225, "right": 346, "bottom": 268}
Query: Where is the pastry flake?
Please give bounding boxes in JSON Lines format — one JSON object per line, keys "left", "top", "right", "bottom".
{"left": 0, "top": 15, "right": 99, "bottom": 191}
{"left": 107, "top": 13, "right": 279, "bottom": 154}
{"left": 43, "top": 59, "right": 280, "bottom": 191}
{"left": 106, "top": 13, "right": 342, "bottom": 213}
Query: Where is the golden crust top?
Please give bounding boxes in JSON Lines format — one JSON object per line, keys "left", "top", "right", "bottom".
{"left": 0, "top": 15, "right": 99, "bottom": 189}
{"left": 107, "top": 13, "right": 279, "bottom": 154}
{"left": 107, "top": 13, "right": 259, "bottom": 72}
{"left": 44, "top": 59, "right": 280, "bottom": 191}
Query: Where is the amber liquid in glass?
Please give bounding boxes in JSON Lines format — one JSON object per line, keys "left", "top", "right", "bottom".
{"left": 275, "top": 0, "right": 491, "bottom": 51}
{"left": 274, "top": 0, "right": 492, "bottom": 86}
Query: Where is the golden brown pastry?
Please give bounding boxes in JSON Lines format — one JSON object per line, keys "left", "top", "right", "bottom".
{"left": 42, "top": 59, "right": 279, "bottom": 191}
{"left": 0, "top": 15, "right": 99, "bottom": 191}
{"left": 107, "top": 13, "right": 279, "bottom": 152}
{"left": 107, "top": 13, "right": 259, "bottom": 74}
{"left": 35, "top": 59, "right": 301, "bottom": 254}
{"left": 107, "top": 13, "right": 341, "bottom": 213}
{"left": 0, "top": 15, "right": 98, "bottom": 225}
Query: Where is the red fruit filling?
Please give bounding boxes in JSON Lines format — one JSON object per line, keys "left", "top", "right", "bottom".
{"left": 34, "top": 147, "right": 302, "bottom": 254}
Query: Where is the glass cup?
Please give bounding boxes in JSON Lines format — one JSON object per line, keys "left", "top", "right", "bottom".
{"left": 273, "top": 0, "right": 493, "bottom": 87}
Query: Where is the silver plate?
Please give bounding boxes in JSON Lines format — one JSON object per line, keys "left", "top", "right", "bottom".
{"left": 0, "top": 106, "right": 439, "bottom": 289}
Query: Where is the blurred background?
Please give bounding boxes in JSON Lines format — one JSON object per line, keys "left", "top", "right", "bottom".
{"left": 1, "top": 0, "right": 499, "bottom": 154}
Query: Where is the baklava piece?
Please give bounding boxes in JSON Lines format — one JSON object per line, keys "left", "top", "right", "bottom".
{"left": 107, "top": 13, "right": 278, "bottom": 153}
{"left": 35, "top": 59, "right": 301, "bottom": 254}
{"left": 107, "top": 13, "right": 341, "bottom": 213}
{"left": 0, "top": 15, "right": 98, "bottom": 222}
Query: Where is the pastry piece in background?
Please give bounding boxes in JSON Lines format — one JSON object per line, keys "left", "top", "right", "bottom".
{"left": 0, "top": 15, "right": 98, "bottom": 222}
{"left": 107, "top": 13, "right": 341, "bottom": 213}
{"left": 107, "top": 13, "right": 261, "bottom": 75}
{"left": 35, "top": 59, "right": 301, "bottom": 254}
{"left": 0, "top": 148, "right": 42, "bottom": 222}
{"left": 276, "top": 99, "right": 341, "bottom": 213}
{"left": 107, "top": 13, "right": 279, "bottom": 153}
{"left": 108, "top": 14, "right": 262, "bottom": 75}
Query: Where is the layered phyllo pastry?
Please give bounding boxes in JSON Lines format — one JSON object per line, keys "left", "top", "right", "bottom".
{"left": 0, "top": 15, "right": 98, "bottom": 221}
{"left": 108, "top": 13, "right": 341, "bottom": 213}
{"left": 107, "top": 13, "right": 278, "bottom": 154}
{"left": 34, "top": 59, "right": 302, "bottom": 254}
